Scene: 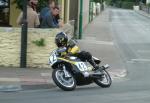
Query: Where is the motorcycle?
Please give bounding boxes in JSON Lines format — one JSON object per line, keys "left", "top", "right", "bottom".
{"left": 49, "top": 47, "right": 112, "bottom": 91}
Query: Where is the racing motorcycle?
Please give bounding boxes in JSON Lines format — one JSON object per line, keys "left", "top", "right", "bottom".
{"left": 49, "top": 47, "right": 112, "bottom": 91}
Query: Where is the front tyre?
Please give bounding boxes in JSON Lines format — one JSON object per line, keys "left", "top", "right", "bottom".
{"left": 52, "top": 69, "right": 76, "bottom": 91}
{"left": 94, "top": 70, "right": 112, "bottom": 88}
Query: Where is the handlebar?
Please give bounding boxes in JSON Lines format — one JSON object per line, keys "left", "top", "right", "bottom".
{"left": 57, "top": 47, "right": 67, "bottom": 53}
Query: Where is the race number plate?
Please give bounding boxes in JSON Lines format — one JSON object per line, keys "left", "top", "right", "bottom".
{"left": 49, "top": 51, "right": 57, "bottom": 65}
{"left": 75, "top": 62, "right": 88, "bottom": 72}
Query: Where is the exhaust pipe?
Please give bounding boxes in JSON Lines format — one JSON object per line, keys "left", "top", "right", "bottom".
{"left": 89, "top": 72, "right": 104, "bottom": 79}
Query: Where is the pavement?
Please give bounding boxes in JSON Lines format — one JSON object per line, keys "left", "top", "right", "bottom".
{"left": 135, "top": 10, "right": 150, "bottom": 18}
{"left": 0, "top": 68, "right": 54, "bottom": 92}
{"left": 0, "top": 9, "right": 127, "bottom": 92}
{"left": 78, "top": 9, "right": 127, "bottom": 79}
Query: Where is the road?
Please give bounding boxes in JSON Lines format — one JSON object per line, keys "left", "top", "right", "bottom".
{"left": 1, "top": 9, "right": 150, "bottom": 103}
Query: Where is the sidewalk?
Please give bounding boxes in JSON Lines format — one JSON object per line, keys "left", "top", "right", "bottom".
{"left": 135, "top": 10, "right": 150, "bottom": 18}
{"left": 0, "top": 9, "right": 127, "bottom": 92}
{"left": 0, "top": 68, "right": 54, "bottom": 92}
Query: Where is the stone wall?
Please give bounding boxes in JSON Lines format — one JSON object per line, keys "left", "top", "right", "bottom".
{"left": 0, "top": 27, "right": 60, "bottom": 68}
{"left": 0, "top": 28, "right": 21, "bottom": 67}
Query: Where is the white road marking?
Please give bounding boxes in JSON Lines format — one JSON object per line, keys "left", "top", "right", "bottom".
{"left": 78, "top": 36, "right": 114, "bottom": 45}
{"left": 78, "top": 40, "right": 114, "bottom": 45}
{"left": 137, "top": 50, "right": 150, "bottom": 53}
{"left": 41, "top": 73, "right": 52, "bottom": 83}
{"left": 41, "top": 73, "right": 51, "bottom": 77}
{"left": 0, "top": 85, "right": 22, "bottom": 92}
{"left": 94, "top": 41, "right": 114, "bottom": 45}
{"left": 109, "top": 69, "right": 127, "bottom": 79}
{"left": 131, "top": 59, "right": 150, "bottom": 62}
{"left": 0, "top": 78, "right": 20, "bottom": 82}
{"left": 126, "top": 60, "right": 135, "bottom": 63}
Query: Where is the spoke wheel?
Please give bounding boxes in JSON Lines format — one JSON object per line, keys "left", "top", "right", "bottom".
{"left": 94, "top": 70, "right": 112, "bottom": 88}
{"left": 52, "top": 69, "right": 76, "bottom": 91}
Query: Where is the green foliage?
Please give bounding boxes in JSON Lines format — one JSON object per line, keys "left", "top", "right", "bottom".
{"left": 105, "top": 0, "right": 113, "bottom": 5}
{"left": 147, "top": 3, "right": 150, "bottom": 7}
{"left": 115, "top": 0, "right": 122, "bottom": 7}
{"left": 93, "top": 0, "right": 104, "bottom": 3}
{"left": 37, "top": 0, "right": 48, "bottom": 12}
{"left": 122, "top": 2, "right": 134, "bottom": 9}
{"left": 32, "top": 38, "right": 46, "bottom": 47}
{"left": 12, "top": 0, "right": 24, "bottom": 10}
{"left": 12, "top": 0, "right": 48, "bottom": 12}
{"left": 106, "top": 0, "right": 140, "bottom": 9}
{"left": 105, "top": 0, "right": 140, "bottom": 5}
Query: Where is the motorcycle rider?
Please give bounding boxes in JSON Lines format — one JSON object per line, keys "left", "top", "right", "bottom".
{"left": 55, "top": 32, "right": 100, "bottom": 71}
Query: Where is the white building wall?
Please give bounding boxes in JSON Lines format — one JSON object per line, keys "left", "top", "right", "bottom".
{"left": 82, "top": 0, "right": 90, "bottom": 29}
{"left": 147, "top": 0, "right": 150, "bottom": 4}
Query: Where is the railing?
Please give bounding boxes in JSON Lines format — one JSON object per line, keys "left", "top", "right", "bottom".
{"left": 140, "top": 3, "right": 150, "bottom": 14}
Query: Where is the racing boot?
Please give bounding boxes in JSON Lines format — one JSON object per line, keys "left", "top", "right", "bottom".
{"left": 88, "top": 59, "right": 100, "bottom": 71}
{"left": 88, "top": 59, "right": 104, "bottom": 77}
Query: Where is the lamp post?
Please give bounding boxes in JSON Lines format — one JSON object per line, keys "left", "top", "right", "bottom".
{"left": 79, "top": 0, "right": 83, "bottom": 39}
{"left": 20, "top": 0, "right": 28, "bottom": 68}
{"left": 101, "top": 0, "right": 104, "bottom": 11}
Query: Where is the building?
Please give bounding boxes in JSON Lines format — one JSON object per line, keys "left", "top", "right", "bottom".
{"left": 141, "top": 0, "right": 150, "bottom": 4}
{"left": 146, "top": 0, "right": 150, "bottom": 4}
{"left": 0, "top": 0, "right": 97, "bottom": 38}
{"left": 0, "top": 0, "right": 100, "bottom": 68}
{"left": 0, "top": 0, "right": 71, "bottom": 27}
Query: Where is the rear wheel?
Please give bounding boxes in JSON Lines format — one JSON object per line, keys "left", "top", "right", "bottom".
{"left": 52, "top": 69, "right": 76, "bottom": 91}
{"left": 94, "top": 70, "right": 112, "bottom": 88}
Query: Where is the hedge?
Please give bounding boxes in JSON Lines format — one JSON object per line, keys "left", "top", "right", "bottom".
{"left": 121, "top": 2, "right": 134, "bottom": 9}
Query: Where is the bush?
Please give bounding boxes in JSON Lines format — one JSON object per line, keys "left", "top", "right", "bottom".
{"left": 105, "top": 0, "right": 113, "bottom": 5}
{"left": 147, "top": 3, "right": 150, "bottom": 7}
{"left": 122, "top": 2, "right": 134, "bottom": 9}
{"left": 115, "top": 1, "right": 122, "bottom": 8}
{"left": 106, "top": 0, "right": 138, "bottom": 9}
{"left": 32, "top": 38, "right": 46, "bottom": 47}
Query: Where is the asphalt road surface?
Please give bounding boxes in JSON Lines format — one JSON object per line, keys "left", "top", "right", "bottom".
{"left": 1, "top": 9, "right": 150, "bottom": 103}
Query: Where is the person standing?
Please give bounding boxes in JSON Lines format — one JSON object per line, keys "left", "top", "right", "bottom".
{"left": 17, "top": 0, "right": 40, "bottom": 28}
{"left": 52, "top": 6, "right": 63, "bottom": 26}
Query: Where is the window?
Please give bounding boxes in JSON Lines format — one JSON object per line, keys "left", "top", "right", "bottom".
{"left": 0, "top": 0, "right": 10, "bottom": 27}
{"left": 0, "top": 0, "right": 9, "bottom": 7}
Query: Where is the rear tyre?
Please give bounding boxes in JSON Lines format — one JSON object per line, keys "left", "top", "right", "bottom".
{"left": 52, "top": 69, "right": 76, "bottom": 91}
{"left": 94, "top": 70, "right": 112, "bottom": 88}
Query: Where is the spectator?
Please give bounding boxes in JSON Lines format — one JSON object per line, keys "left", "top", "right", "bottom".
{"left": 17, "top": 0, "right": 40, "bottom": 28}
{"left": 40, "top": 6, "right": 63, "bottom": 28}
{"left": 53, "top": 6, "right": 61, "bottom": 25}
{"left": 40, "top": 0, "right": 55, "bottom": 24}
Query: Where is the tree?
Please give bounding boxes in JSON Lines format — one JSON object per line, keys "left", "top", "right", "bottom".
{"left": 12, "top": 0, "right": 48, "bottom": 12}
{"left": 93, "top": 0, "right": 104, "bottom": 3}
{"left": 106, "top": 0, "right": 141, "bottom": 6}
{"left": 141, "top": 0, "right": 146, "bottom": 4}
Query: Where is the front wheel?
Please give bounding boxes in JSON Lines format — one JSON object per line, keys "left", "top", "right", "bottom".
{"left": 94, "top": 70, "right": 112, "bottom": 88}
{"left": 52, "top": 69, "right": 76, "bottom": 91}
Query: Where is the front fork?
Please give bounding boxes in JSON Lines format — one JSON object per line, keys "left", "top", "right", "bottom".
{"left": 63, "top": 65, "right": 72, "bottom": 78}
